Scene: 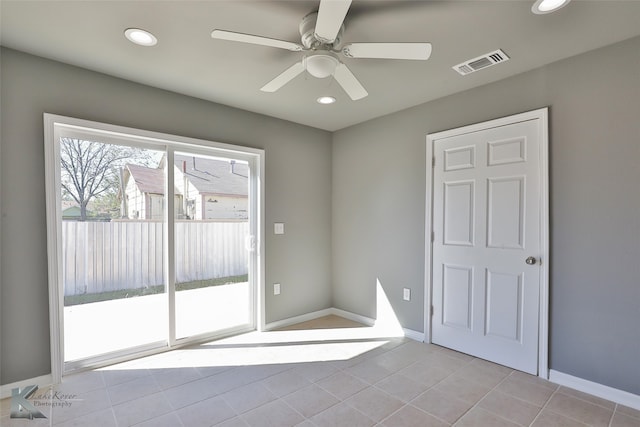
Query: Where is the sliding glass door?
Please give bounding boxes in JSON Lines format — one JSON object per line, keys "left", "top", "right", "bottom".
{"left": 61, "top": 139, "right": 167, "bottom": 366}
{"left": 173, "top": 150, "right": 253, "bottom": 340}
{"left": 44, "top": 115, "right": 263, "bottom": 375}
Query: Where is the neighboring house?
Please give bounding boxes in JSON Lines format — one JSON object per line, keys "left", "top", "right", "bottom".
{"left": 62, "top": 205, "right": 91, "bottom": 220}
{"left": 122, "top": 155, "right": 248, "bottom": 220}
{"left": 122, "top": 164, "right": 173, "bottom": 220}
{"left": 173, "top": 154, "right": 248, "bottom": 220}
{"left": 61, "top": 201, "right": 112, "bottom": 221}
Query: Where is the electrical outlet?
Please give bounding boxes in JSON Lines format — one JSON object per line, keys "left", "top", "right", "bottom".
{"left": 274, "top": 223, "right": 285, "bottom": 235}
{"left": 403, "top": 288, "right": 411, "bottom": 301}
{"left": 274, "top": 283, "right": 281, "bottom": 295}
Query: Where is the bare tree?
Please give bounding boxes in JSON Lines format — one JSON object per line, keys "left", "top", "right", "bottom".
{"left": 60, "top": 138, "right": 149, "bottom": 221}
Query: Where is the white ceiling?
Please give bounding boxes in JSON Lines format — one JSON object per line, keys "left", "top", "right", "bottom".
{"left": 2, "top": 1, "right": 640, "bottom": 131}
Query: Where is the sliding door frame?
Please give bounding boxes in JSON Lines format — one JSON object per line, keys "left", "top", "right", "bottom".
{"left": 44, "top": 114, "right": 265, "bottom": 382}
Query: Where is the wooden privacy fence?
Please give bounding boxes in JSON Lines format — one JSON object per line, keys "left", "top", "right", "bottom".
{"left": 62, "top": 220, "right": 249, "bottom": 296}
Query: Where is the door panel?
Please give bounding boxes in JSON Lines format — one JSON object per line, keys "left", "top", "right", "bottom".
{"left": 442, "top": 264, "right": 473, "bottom": 330}
{"left": 443, "top": 181, "right": 475, "bottom": 246}
{"left": 432, "top": 118, "right": 542, "bottom": 374}
{"left": 444, "top": 145, "right": 476, "bottom": 171}
{"left": 485, "top": 270, "right": 522, "bottom": 342}
{"left": 487, "top": 137, "right": 527, "bottom": 166}
{"left": 487, "top": 177, "right": 524, "bottom": 249}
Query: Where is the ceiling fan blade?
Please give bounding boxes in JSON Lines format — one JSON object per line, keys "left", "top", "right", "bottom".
{"left": 211, "top": 29, "right": 303, "bottom": 52}
{"left": 333, "top": 63, "right": 367, "bottom": 100}
{"left": 260, "top": 62, "right": 305, "bottom": 93}
{"left": 343, "top": 43, "right": 432, "bottom": 60}
{"left": 314, "top": 0, "right": 352, "bottom": 43}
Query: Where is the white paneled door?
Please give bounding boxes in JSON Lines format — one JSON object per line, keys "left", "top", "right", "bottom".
{"left": 430, "top": 112, "right": 546, "bottom": 374}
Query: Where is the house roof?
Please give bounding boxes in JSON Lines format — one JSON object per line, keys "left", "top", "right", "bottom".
{"left": 126, "top": 156, "right": 248, "bottom": 197}
{"left": 62, "top": 206, "right": 91, "bottom": 217}
{"left": 175, "top": 154, "right": 248, "bottom": 197}
{"left": 126, "top": 163, "right": 166, "bottom": 195}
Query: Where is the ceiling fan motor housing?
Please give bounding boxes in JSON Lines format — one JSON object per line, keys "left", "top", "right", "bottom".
{"left": 299, "top": 11, "right": 344, "bottom": 49}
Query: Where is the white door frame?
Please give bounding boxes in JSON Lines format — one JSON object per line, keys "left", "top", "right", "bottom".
{"left": 424, "top": 108, "right": 550, "bottom": 378}
{"left": 44, "top": 113, "right": 265, "bottom": 383}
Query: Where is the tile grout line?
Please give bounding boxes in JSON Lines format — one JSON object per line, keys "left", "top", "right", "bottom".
{"left": 554, "top": 386, "right": 618, "bottom": 426}
{"left": 499, "top": 374, "right": 558, "bottom": 408}
{"left": 449, "top": 365, "right": 519, "bottom": 427}
{"left": 376, "top": 348, "right": 478, "bottom": 426}
{"left": 555, "top": 386, "right": 620, "bottom": 412}
{"left": 300, "top": 340, "right": 416, "bottom": 426}
{"left": 526, "top": 378, "right": 561, "bottom": 427}
{"left": 235, "top": 341, "right": 406, "bottom": 427}
{"left": 534, "top": 387, "right": 597, "bottom": 427}
{"left": 270, "top": 350, "right": 401, "bottom": 427}
{"left": 608, "top": 403, "right": 617, "bottom": 427}
{"left": 418, "top": 354, "right": 480, "bottom": 426}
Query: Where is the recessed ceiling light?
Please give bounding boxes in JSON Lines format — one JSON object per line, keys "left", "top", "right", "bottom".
{"left": 124, "top": 28, "right": 157, "bottom": 46}
{"left": 532, "top": 0, "right": 571, "bottom": 14}
{"left": 317, "top": 96, "right": 336, "bottom": 105}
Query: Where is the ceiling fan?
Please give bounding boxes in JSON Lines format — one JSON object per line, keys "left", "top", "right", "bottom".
{"left": 211, "top": 0, "right": 432, "bottom": 101}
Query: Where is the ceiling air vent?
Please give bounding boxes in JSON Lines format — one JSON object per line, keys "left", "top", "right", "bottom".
{"left": 453, "top": 49, "right": 509, "bottom": 76}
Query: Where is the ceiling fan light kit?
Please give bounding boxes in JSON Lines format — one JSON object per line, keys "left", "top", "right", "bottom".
{"left": 304, "top": 53, "right": 339, "bottom": 79}
{"left": 210, "top": 0, "right": 432, "bottom": 101}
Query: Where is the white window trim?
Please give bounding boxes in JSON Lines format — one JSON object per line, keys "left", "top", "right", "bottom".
{"left": 44, "top": 113, "right": 265, "bottom": 382}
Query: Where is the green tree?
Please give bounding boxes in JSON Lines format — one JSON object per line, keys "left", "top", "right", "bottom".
{"left": 90, "top": 192, "right": 121, "bottom": 219}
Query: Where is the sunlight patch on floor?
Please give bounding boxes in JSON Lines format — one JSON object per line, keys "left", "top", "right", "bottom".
{"left": 99, "top": 315, "right": 403, "bottom": 371}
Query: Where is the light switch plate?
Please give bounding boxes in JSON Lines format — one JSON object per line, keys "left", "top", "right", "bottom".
{"left": 274, "top": 283, "right": 281, "bottom": 295}
{"left": 274, "top": 223, "right": 285, "bottom": 235}
{"left": 403, "top": 288, "right": 411, "bottom": 301}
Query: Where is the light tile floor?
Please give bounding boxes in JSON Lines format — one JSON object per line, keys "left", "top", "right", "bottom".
{"left": 2, "top": 315, "right": 639, "bottom": 426}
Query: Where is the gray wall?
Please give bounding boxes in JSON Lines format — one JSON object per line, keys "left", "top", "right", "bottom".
{"left": 332, "top": 36, "right": 640, "bottom": 395}
{"left": 0, "top": 48, "right": 333, "bottom": 385}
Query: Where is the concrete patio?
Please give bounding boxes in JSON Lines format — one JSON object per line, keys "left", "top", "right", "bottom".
{"left": 64, "top": 282, "right": 251, "bottom": 362}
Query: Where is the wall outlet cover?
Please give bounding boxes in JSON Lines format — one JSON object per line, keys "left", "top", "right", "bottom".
{"left": 274, "top": 223, "right": 285, "bottom": 235}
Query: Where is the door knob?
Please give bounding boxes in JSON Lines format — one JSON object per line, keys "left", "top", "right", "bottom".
{"left": 525, "top": 256, "right": 537, "bottom": 265}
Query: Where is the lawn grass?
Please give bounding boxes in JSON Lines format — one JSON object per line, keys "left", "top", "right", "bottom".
{"left": 64, "top": 274, "right": 249, "bottom": 306}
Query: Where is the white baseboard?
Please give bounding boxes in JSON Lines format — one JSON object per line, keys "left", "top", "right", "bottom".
{"left": 265, "top": 307, "right": 380, "bottom": 331}
{"left": 264, "top": 308, "right": 335, "bottom": 330}
{"left": 0, "top": 374, "right": 53, "bottom": 400}
{"left": 549, "top": 369, "right": 640, "bottom": 411}
{"left": 328, "top": 308, "right": 375, "bottom": 326}
{"left": 265, "top": 307, "right": 426, "bottom": 342}
{"left": 403, "top": 328, "right": 425, "bottom": 342}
